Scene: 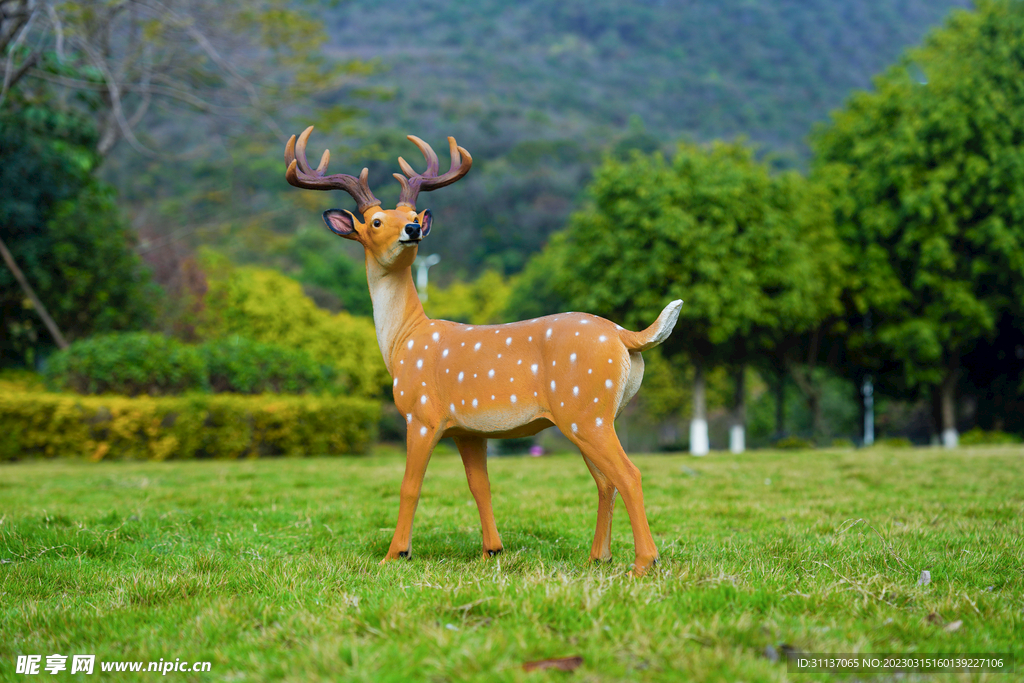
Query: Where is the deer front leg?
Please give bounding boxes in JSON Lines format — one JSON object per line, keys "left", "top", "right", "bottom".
{"left": 382, "top": 419, "right": 438, "bottom": 563}
{"left": 454, "top": 436, "right": 503, "bottom": 558}
{"left": 582, "top": 455, "right": 616, "bottom": 562}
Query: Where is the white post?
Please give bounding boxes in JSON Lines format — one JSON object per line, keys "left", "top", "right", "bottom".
{"left": 414, "top": 254, "right": 441, "bottom": 302}
{"left": 942, "top": 428, "right": 959, "bottom": 448}
{"left": 729, "top": 425, "right": 744, "bottom": 453}
{"left": 690, "top": 419, "right": 709, "bottom": 456}
{"left": 863, "top": 376, "right": 874, "bottom": 446}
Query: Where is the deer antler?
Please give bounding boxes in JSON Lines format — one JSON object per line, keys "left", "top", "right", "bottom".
{"left": 285, "top": 126, "right": 381, "bottom": 213}
{"left": 393, "top": 135, "right": 473, "bottom": 208}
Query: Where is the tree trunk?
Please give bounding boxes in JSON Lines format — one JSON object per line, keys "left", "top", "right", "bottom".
{"left": 690, "top": 357, "right": 709, "bottom": 456}
{"left": 730, "top": 365, "right": 746, "bottom": 453}
{"left": 0, "top": 234, "right": 69, "bottom": 350}
{"left": 939, "top": 365, "right": 959, "bottom": 448}
{"left": 775, "top": 363, "right": 785, "bottom": 438}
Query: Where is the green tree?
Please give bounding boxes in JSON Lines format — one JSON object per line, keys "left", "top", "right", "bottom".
{"left": 532, "top": 141, "right": 842, "bottom": 453}
{"left": 0, "top": 103, "right": 156, "bottom": 365}
{"left": 812, "top": 0, "right": 1024, "bottom": 447}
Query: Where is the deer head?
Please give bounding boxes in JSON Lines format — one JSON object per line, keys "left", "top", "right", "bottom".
{"left": 284, "top": 127, "right": 471, "bottom": 271}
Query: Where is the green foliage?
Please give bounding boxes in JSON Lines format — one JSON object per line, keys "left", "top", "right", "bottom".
{"left": 197, "top": 258, "right": 389, "bottom": 399}
{"left": 44, "top": 333, "right": 207, "bottom": 396}
{"left": 874, "top": 437, "right": 914, "bottom": 449}
{"left": 0, "top": 389, "right": 379, "bottom": 461}
{"left": 424, "top": 270, "right": 512, "bottom": 325}
{"left": 286, "top": 226, "right": 373, "bottom": 316}
{"left": 959, "top": 428, "right": 1022, "bottom": 446}
{"left": 812, "top": 0, "right": 1024, "bottom": 387}
{"left": 200, "top": 337, "right": 336, "bottom": 395}
{"left": 0, "top": 104, "right": 156, "bottom": 364}
{"left": 774, "top": 435, "right": 816, "bottom": 450}
{"left": 533, "top": 141, "right": 843, "bottom": 364}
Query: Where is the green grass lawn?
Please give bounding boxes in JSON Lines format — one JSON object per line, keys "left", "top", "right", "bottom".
{"left": 1, "top": 446, "right": 1021, "bottom": 682}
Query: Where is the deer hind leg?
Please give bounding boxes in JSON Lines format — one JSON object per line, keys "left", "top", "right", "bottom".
{"left": 382, "top": 419, "right": 438, "bottom": 563}
{"left": 568, "top": 425, "right": 658, "bottom": 577}
{"left": 454, "top": 436, "right": 503, "bottom": 557}
{"left": 582, "top": 455, "right": 616, "bottom": 562}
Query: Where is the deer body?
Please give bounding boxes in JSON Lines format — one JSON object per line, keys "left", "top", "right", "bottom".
{"left": 285, "top": 127, "right": 681, "bottom": 576}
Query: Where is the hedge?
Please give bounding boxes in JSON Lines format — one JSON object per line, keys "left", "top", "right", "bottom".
{"left": 0, "top": 390, "right": 380, "bottom": 461}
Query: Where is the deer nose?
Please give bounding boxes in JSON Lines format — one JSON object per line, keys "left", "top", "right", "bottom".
{"left": 404, "top": 223, "right": 421, "bottom": 239}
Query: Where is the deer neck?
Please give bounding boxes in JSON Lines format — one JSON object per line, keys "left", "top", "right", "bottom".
{"left": 366, "top": 257, "right": 428, "bottom": 374}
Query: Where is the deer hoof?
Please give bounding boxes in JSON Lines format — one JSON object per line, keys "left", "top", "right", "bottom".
{"left": 630, "top": 555, "right": 659, "bottom": 577}
{"left": 398, "top": 550, "right": 412, "bottom": 559}
{"left": 486, "top": 548, "right": 504, "bottom": 558}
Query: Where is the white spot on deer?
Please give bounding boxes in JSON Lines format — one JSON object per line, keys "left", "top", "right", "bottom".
{"left": 573, "top": 386, "right": 579, "bottom": 396}
{"left": 528, "top": 336, "right": 532, "bottom": 342}
{"left": 399, "top": 360, "right": 404, "bottom": 365}
{"left": 596, "top": 418, "right": 603, "bottom": 427}
{"left": 605, "top": 379, "right": 613, "bottom": 389}
{"left": 400, "top": 391, "right": 404, "bottom": 396}
{"left": 560, "top": 402, "right": 564, "bottom": 407}
{"left": 550, "top": 380, "right": 556, "bottom": 391}
{"left": 608, "top": 358, "right": 613, "bottom": 363}
{"left": 393, "top": 378, "right": 398, "bottom": 387}
{"left": 423, "top": 345, "right": 429, "bottom": 350}
{"left": 546, "top": 328, "right": 552, "bottom": 339}
{"left": 474, "top": 342, "right": 482, "bottom": 351}
{"left": 511, "top": 394, "right": 517, "bottom": 403}
{"left": 616, "top": 324, "right": 623, "bottom": 330}
{"left": 497, "top": 354, "right": 502, "bottom": 359}
{"left": 442, "top": 348, "right": 449, "bottom": 358}
{"left": 575, "top": 331, "right": 579, "bottom": 336}
{"left": 416, "top": 359, "right": 423, "bottom": 369}
{"left": 599, "top": 335, "right": 607, "bottom": 342}
{"left": 432, "top": 332, "right": 440, "bottom": 341}
{"left": 571, "top": 423, "right": 578, "bottom": 433}
{"left": 450, "top": 403, "right": 455, "bottom": 412}
{"left": 491, "top": 395, "right": 495, "bottom": 400}
{"left": 420, "top": 395, "right": 427, "bottom": 404}
{"left": 472, "top": 398, "right": 478, "bottom": 408}
{"left": 531, "top": 364, "right": 538, "bottom": 374}
{"left": 552, "top": 361, "right": 556, "bottom": 367}
{"left": 510, "top": 377, "right": 514, "bottom": 382}
{"left": 588, "top": 368, "right": 593, "bottom": 374}
{"left": 420, "top": 426, "right": 427, "bottom": 436}
{"left": 458, "top": 372, "right": 464, "bottom": 382}
{"left": 534, "top": 392, "right": 538, "bottom": 396}
{"left": 407, "top": 340, "right": 414, "bottom": 350}
{"left": 505, "top": 337, "right": 512, "bottom": 346}
{"left": 461, "top": 342, "right": 465, "bottom": 347}
{"left": 517, "top": 359, "right": 522, "bottom": 365}
{"left": 466, "top": 327, "right": 474, "bottom": 331}
{"left": 581, "top": 319, "right": 588, "bottom": 324}
{"left": 421, "top": 382, "right": 426, "bottom": 387}
{"left": 488, "top": 369, "right": 495, "bottom": 378}
{"left": 474, "top": 373, "right": 478, "bottom": 378}
{"left": 406, "top": 413, "right": 412, "bottom": 423}
{"left": 445, "top": 368, "right": 449, "bottom": 374}
{"left": 570, "top": 353, "right": 576, "bottom": 362}
{"left": 462, "top": 399, "right": 465, "bottom": 405}
{"left": 594, "top": 398, "right": 599, "bottom": 403}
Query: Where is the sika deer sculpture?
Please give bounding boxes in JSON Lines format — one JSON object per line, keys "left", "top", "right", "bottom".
{"left": 285, "top": 127, "right": 681, "bottom": 576}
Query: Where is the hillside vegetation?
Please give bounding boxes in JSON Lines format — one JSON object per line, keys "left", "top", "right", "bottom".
{"left": 107, "top": 0, "right": 969, "bottom": 281}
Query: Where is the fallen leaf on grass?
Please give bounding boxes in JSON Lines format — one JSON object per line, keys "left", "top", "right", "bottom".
{"left": 944, "top": 620, "right": 963, "bottom": 632}
{"left": 523, "top": 656, "right": 584, "bottom": 672}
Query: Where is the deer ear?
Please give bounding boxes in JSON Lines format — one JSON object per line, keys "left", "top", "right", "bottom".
{"left": 418, "top": 209, "right": 432, "bottom": 237}
{"left": 323, "top": 209, "right": 360, "bottom": 239}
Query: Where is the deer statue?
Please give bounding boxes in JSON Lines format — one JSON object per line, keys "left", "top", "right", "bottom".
{"left": 284, "top": 126, "right": 682, "bottom": 576}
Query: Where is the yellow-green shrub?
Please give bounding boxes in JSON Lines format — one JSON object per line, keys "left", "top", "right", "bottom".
{"left": 0, "top": 390, "right": 379, "bottom": 461}
{"left": 198, "top": 259, "right": 389, "bottom": 398}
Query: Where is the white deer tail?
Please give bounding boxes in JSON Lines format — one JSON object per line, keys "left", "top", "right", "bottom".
{"left": 618, "top": 300, "right": 683, "bottom": 352}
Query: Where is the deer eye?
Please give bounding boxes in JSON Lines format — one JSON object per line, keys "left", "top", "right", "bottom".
{"left": 372, "top": 219, "right": 382, "bottom": 228}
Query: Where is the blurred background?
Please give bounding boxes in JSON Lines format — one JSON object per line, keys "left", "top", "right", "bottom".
{"left": 3, "top": 0, "right": 1023, "bottom": 459}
